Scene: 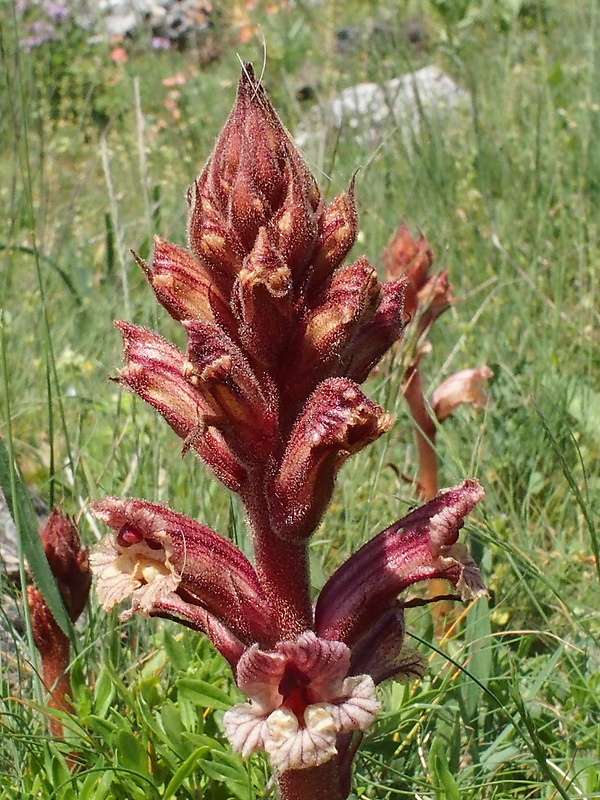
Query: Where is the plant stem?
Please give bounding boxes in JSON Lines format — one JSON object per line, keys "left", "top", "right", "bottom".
{"left": 247, "top": 496, "right": 313, "bottom": 639}
{"left": 278, "top": 760, "right": 342, "bottom": 800}
{"left": 402, "top": 364, "right": 438, "bottom": 501}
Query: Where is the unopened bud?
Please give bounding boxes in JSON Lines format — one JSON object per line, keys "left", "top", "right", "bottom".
{"left": 270, "top": 378, "right": 393, "bottom": 539}
{"left": 344, "top": 277, "right": 410, "bottom": 383}
{"left": 134, "top": 237, "right": 235, "bottom": 333}
{"left": 38, "top": 510, "right": 91, "bottom": 622}
{"left": 284, "top": 257, "right": 381, "bottom": 403}
{"left": 383, "top": 221, "right": 433, "bottom": 290}
{"left": 184, "top": 321, "right": 277, "bottom": 465}
{"left": 308, "top": 182, "right": 358, "bottom": 293}
{"left": 232, "top": 228, "right": 294, "bottom": 369}
{"left": 116, "top": 321, "right": 246, "bottom": 492}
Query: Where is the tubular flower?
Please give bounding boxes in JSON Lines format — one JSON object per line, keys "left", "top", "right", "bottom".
{"left": 90, "top": 498, "right": 275, "bottom": 648}
{"left": 223, "top": 631, "right": 380, "bottom": 771}
{"left": 315, "top": 480, "right": 487, "bottom": 646}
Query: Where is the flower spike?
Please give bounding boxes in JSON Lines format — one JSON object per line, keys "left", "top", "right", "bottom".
{"left": 91, "top": 63, "right": 488, "bottom": 800}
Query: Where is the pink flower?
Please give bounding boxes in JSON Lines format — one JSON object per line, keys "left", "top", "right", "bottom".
{"left": 223, "top": 632, "right": 380, "bottom": 771}
{"left": 431, "top": 366, "right": 494, "bottom": 422}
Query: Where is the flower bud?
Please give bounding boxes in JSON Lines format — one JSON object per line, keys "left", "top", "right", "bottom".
{"left": 383, "top": 221, "right": 434, "bottom": 289}
{"left": 116, "top": 321, "right": 247, "bottom": 492}
{"left": 270, "top": 379, "right": 393, "bottom": 539}
{"left": 347, "top": 604, "right": 426, "bottom": 686}
{"left": 306, "top": 182, "right": 357, "bottom": 294}
{"left": 344, "top": 277, "right": 410, "bottom": 383}
{"left": 283, "top": 257, "right": 381, "bottom": 404}
{"left": 134, "top": 237, "right": 235, "bottom": 333}
{"left": 231, "top": 227, "right": 294, "bottom": 369}
{"left": 184, "top": 321, "right": 277, "bottom": 465}
{"left": 269, "top": 167, "right": 320, "bottom": 285}
{"left": 416, "top": 269, "right": 455, "bottom": 335}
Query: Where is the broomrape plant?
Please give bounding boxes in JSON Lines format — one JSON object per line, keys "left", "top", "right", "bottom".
{"left": 90, "top": 64, "right": 487, "bottom": 800}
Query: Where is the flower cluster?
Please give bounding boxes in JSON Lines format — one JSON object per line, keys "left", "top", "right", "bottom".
{"left": 90, "top": 64, "right": 486, "bottom": 798}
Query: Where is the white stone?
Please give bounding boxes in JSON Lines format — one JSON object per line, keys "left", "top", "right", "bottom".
{"left": 295, "top": 65, "right": 470, "bottom": 151}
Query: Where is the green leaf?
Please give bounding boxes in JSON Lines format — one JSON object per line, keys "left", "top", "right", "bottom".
{"left": 461, "top": 595, "right": 492, "bottom": 721}
{"left": 94, "top": 666, "right": 116, "bottom": 717}
{"left": 116, "top": 730, "right": 149, "bottom": 775}
{"left": 162, "top": 746, "right": 211, "bottom": 799}
{"left": 197, "top": 750, "right": 251, "bottom": 800}
{"left": 175, "top": 678, "right": 232, "bottom": 710}
{"left": 0, "top": 435, "right": 75, "bottom": 642}
{"left": 429, "top": 737, "right": 461, "bottom": 800}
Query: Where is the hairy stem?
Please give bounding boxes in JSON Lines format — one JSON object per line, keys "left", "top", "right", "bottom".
{"left": 246, "top": 494, "right": 313, "bottom": 639}
{"left": 278, "top": 760, "right": 343, "bottom": 800}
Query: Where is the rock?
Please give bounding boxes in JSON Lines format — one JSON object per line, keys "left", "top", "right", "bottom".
{"left": 295, "top": 65, "right": 470, "bottom": 152}
{"left": 71, "top": 0, "right": 213, "bottom": 46}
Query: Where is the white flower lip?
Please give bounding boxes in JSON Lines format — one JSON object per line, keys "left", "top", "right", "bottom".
{"left": 222, "top": 632, "right": 380, "bottom": 771}
{"left": 90, "top": 534, "right": 179, "bottom": 618}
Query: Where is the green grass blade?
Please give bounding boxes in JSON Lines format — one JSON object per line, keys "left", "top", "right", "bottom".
{"left": 0, "top": 435, "right": 76, "bottom": 643}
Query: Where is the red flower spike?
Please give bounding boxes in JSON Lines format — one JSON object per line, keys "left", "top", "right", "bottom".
{"left": 90, "top": 497, "right": 275, "bottom": 647}
{"left": 91, "top": 64, "right": 488, "bottom": 797}
{"left": 315, "top": 480, "right": 487, "bottom": 645}
{"left": 27, "top": 511, "right": 90, "bottom": 741}
{"left": 270, "top": 379, "right": 393, "bottom": 540}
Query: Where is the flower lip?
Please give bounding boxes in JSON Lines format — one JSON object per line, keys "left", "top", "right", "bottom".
{"left": 223, "top": 631, "right": 380, "bottom": 771}
{"left": 90, "top": 498, "right": 275, "bottom": 646}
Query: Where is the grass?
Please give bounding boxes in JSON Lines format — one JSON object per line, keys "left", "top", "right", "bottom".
{"left": 1, "top": 0, "right": 599, "bottom": 798}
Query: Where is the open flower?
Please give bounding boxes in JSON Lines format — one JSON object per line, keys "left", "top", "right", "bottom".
{"left": 315, "top": 480, "right": 487, "bottom": 646}
{"left": 90, "top": 498, "right": 275, "bottom": 650}
{"left": 223, "top": 631, "right": 380, "bottom": 771}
